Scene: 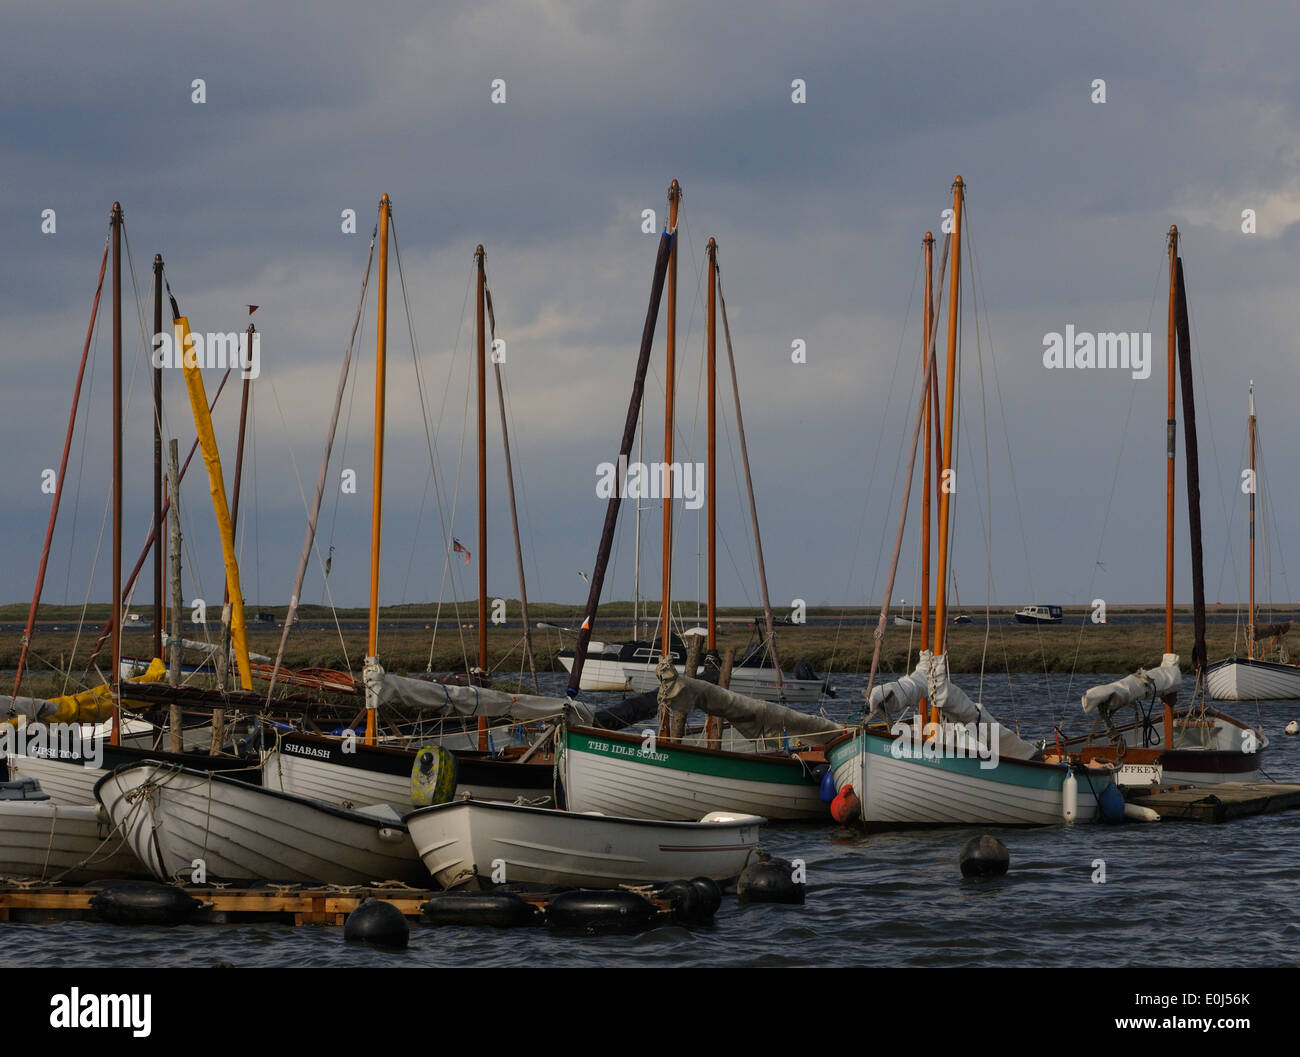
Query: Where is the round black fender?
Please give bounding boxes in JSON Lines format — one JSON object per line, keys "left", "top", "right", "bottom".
{"left": 687, "top": 876, "right": 723, "bottom": 919}
{"left": 545, "top": 889, "right": 657, "bottom": 934}
{"left": 344, "top": 899, "right": 410, "bottom": 949}
{"left": 421, "top": 891, "right": 537, "bottom": 928}
{"left": 653, "top": 880, "right": 703, "bottom": 924}
{"left": 737, "top": 854, "right": 805, "bottom": 905}
{"left": 88, "top": 880, "right": 200, "bottom": 926}
{"left": 958, "top": 834, "right": 1010, "bottom": 879}
{"left": 793, "top": 659, "right": 817, "bottom": 682}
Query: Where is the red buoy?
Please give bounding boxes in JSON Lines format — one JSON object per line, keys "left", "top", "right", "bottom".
{"left": 830, "top": 783, "right": 860, "bottom": 824}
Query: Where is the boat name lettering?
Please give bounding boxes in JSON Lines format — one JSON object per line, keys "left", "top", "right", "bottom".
{"left": 283, "top": 743, "right": 333, "bottom": 759}
{"left": 1, "top": 723, "right": 102, "bottom": 769}
{"left": 587, "top": 739, "right": 669, "bottom": 763}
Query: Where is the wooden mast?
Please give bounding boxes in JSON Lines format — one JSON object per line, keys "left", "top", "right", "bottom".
{"left": 566, "top": 229, "right": 675, "bottom": 694}
{"left": 11, "top": 236, "right": 108, "bottom": 697}
{"left": 932, "top": 179, "right": 963, "bottom": 653}
{"left": 212, "top": 321, "right": 253, "bottom": 750}
{"left": 485, "top": 275, "right": 539, "bottom": 691}
{"left": 661, "top": 180, "right": 681, "bottom": 669}
{"left": 920, "top": 232, "right": 934, "bottom": 719}
{"left": 707, "top": 237, "right": 717, "bottom": 655}
{"left": 1248, "top": 381, "right": 1256, "bottom": 660}
{"left": 1163, "top": 224, "right": 1179, "bottom": 745}
{"left": 110, "top": 202, "right": 123, "bottom": 746}
{"left": 475, "top": 244, "right": 489, "bottom": 749}
{"left": 366, "top": 193, "right": 390, "bottom": 747}
{"left": 152, "top": 254, "right": 164, "bottom": 661}
{"left": 705, "top": 236, "right": 720, "bottom": 746}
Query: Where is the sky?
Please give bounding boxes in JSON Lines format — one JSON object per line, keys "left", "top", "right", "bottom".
{"left": 2, "top": 0, "right": 1299, "bottom": 625}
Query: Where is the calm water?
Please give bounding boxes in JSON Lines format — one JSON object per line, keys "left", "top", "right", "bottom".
{"left": 2, "top": 671, "right": 1297, "bottom": 968}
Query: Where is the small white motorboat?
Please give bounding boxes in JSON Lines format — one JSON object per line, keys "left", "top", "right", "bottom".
{"left": 405, "top": 797, "right": 764, "bottom": 890}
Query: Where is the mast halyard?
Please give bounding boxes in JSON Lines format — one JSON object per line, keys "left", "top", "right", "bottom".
{"left": 366, "top": 193, "right": 391, "bottom": 748}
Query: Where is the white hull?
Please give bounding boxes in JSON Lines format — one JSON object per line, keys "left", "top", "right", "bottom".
{"left": 95, "top": 762, "right": 426, "bottom": 885}
{"left": 557, "top": 655, "right": 630, "bottom": 692}
{"left": 560, "top": 729, "right": 826, "bottom": 821}
{"left": 1207, "top": 658, "right": 1300, "bottom": 702}
{"left": 829, "top": 729, "right": 1108, "bottom": 827}
{"left": 406, "top": 797, "right": 763, "bottom": 890}
{"left": 0, "top": 802, "right": 143, "bottom": 882}
{"left": 621, "top": 663, "right": 826, "bottom": 703}
{"left": 4, "top": 754, "right": 101, "bottom": 805}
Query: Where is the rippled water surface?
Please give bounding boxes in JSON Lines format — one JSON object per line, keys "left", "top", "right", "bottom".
{"left": 3, "top": 672, "right": 1296, "bottom": 968}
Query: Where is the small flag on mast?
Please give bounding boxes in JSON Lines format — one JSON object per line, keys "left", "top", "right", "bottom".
{"left": 453, "top": 538, "right": 471, "bottom": 565}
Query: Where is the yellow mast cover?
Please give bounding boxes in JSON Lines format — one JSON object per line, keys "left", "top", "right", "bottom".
{"left": 176, "top": 316, "right": 253, "bottom": 690}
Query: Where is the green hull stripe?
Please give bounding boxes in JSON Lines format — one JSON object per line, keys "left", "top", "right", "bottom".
{"left": 564, "top": 730, "right": 817, "bottom": 787}
{"left": 828, "top": 733, "right": 1066, "bottom": 792}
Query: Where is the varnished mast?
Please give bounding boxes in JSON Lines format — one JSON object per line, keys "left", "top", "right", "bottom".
{"left": 1248, "top": 381, "right": 1256, "bottom": 659}
{"left": 705, "top": 237, "right": 719, "bottom": 745}
{"left": 932, "top": 179, "right": 963, "bottom": 652}
{"left": 152, "top": 254, "right": 164, "bottom": 661}
{"left": 661, "top": 180, "right": 681, "bottom": 674}
{"left": 920, "top": 232, "right": 934, "bottom": 719}
{"left": 111, "top": 202, "right": 124, "bottom": 745}
{"left": 366, "top": 194, "right": 391, "bottom": 747}
{"left": 475, "top": 244, "right": 489, "bottom": 750}
{"left": 1163, "top": 224, "right": 1179, "bottom": 745}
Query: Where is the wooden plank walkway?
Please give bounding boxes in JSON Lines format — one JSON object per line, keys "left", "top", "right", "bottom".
{"left": 0, "top": 884, "right": 439, "bottom": 926}
{"left": 1126, "top": 781, "right": 1300, "bottom": 823}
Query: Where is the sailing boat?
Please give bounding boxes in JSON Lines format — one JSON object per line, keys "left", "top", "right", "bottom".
{"left": 4, "top": 208, "right": 262, "bottom": 812}
{"left": 406, "top": 213, "right": 767, "bottom": 889}
{"left": 825, "top": 182, "right": 1117, "bottom": 828}
{"left": 561, "top": 197, "right": 846, "bottom": 822}
{"left": 1065, "top": 227, "right": 1266, "bottom": 783}
{"left": 260, "top": 204, "right": 563, "bottom": 808}
{"left": 1206, "top": 383, "right": 1300, "bottom": 700}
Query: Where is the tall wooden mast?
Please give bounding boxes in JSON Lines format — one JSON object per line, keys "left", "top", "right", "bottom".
{"left": 920, "top": 232, "right": 934, "bottom": 655}
{"left": 706, "top": 237, "right": 717, "bottom": 654}
{"left": 1163, "top": 224, "right": 1179, "bottom": 744}
{"left": 475, "top": 244, "right": 489, "bottom": 749}
{"left": 110, "top": 202, "right": 124, "bottom": 745}
{"left": 920, "top": 231, "right": 935, "bottom": 720}
{"left": 661, "top": 180, "right": 681, "bottom": 663}
{"left": 366, "top": 193, "right": 390, "bottom": 747}
{"left": 705, "top": 236, "right": 719, "bottom": 746}
{"left": 1247, "top": 381, "right": 1256, "bottom": 660}
{"left": 152, "top": 254, "right": 164, "bottom": 661}
{"left": 932, "top": 179, "right": 963, "bottom": 653}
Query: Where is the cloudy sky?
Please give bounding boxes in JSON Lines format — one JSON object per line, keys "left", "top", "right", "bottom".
{"left": 3, "top": 0, "right": 1298, "bottom": 628}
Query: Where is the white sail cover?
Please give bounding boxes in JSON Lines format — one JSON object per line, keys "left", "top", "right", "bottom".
{"left": 1081, "top": 654, "right": 1182, "bottom": 716}
{"left": 865, "top": 651, "right": 1038, "bottom": 761}
{"left": 362, "top": 660, "right": 593, "bottom": 725}
{"left": 655, "top": 658, "right": 845, "bottom": 744}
